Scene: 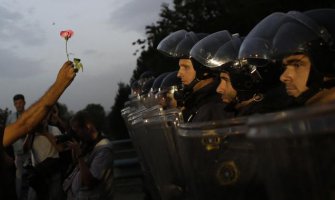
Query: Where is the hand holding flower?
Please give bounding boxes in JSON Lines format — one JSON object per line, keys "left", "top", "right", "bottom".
{"left": 60, "top": 29, "right": 83, "bottom": 72}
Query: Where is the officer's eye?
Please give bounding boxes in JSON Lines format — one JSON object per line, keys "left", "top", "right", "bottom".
{"left": 282, "top": 61, "right": 302, "bottom": 68}
{"left": 292, "top": 62, "right": 302, "bottom": 68}
{"left": 220, "top": 77, "right": 230, "bottom": 82}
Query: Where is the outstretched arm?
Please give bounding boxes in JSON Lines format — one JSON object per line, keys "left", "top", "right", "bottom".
{"left": 3, "top": 61, "right": 76, "bottom": 147}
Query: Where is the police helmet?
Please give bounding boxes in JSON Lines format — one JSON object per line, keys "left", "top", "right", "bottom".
{"left": 270, "top": 9, "right": 335, "bottom": 90}
{"left": 303, "top": 9, "right": 335, "bottom": 77}
{"left": 190, "top": 30, "right": 242, "bottom": 71}
{"left": 225, "top": 59, "right": 282, "bottom": 101}
{"left": 130, "top": 80, "right": 141, "bottom": 96}
{"left": 139, "top": 78, "right": 157, "bottom": 108}
{"left": 158, "top": 71, "right": 183, "bottom": 108}
{"left": 151, "top": 72, "right": 170, "bottom": 94}
{"left": 157, "top": 30, "right": 208, "bottom": 59}
{"left": 272, "top": 10, "right": 333, "bottom": 60}
{"left": 140, "top": 78, "right": 155, "bottom": 96}
{"left": 223, "top": 12, "right": 289, "bottom": 101}
{"left": 138, "top": 71, "right": 155, "bottom": 85}
{"left": 157, "top": 29, "right": 210, "bottom": 91}
{"left": 190, "top": 30, "right": 274, "bottom": 101}
{"left": 160, "top": 71, "right": 182, "bottom": 92}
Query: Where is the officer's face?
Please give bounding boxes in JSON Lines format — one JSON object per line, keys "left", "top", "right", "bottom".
{"left": 216, "top": 72, "right": 237, "bottom": 103}
{"left": 177, "top": 59, "right": 196, "bottom": 85}
{"left": 280, "top": 54, "right": 310, "bottom": 97}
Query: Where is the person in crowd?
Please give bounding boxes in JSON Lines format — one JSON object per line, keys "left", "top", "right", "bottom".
{"left": 47, "top": 103, "right": 69, "bottom": 134}
{"left": 45, "top": 103, "right": 74, "bottom": 182}
{"left": 25, "top": 117, "right": 65, "bottom": 200}
{"left": 157, "top": 30, "right": 227, "bottom": 122}
{"left": 0, "top": 61, "right": 77, "bottom": 199}
{"left": 275, "top": 9, "right": 335, "bottom": 105}
{"left": 5, "top": 94, "right": 29, "bottom": 200}
{"left": 63, "top": 111, "right": 113, "bottom": 200}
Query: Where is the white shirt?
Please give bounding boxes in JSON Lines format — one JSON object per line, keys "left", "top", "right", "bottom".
{"left": 31, "top": 135, "right": 58, "bottom": 166}
{"left": 48, "top": 125, "right": 62, "bottom": 137}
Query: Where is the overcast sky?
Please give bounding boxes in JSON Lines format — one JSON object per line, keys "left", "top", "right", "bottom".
{"left": 0, "top": 0, "right": 172, "bottom": 112}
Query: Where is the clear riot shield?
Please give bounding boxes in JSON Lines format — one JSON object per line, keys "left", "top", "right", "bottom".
{"left": 142, "top": 108, "right": 184, "bottom": 200}
{"left": 129, "top": 105, "right": 164, "bottom": 200}
{"left": 176, "top": 117, "right": 268, "bottom": 200}
{"left": 128, "top": 105, "right": 163, "bottom": 171}
{"left": 247, "top": 102, "right": 335, "bottom": 200}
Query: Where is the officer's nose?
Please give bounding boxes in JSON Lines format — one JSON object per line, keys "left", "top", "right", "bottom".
{"left": 280, "top": 67, "right": 293, "bottom": 83}
{"left": 177, "top": 69, "right": 182, "bottom": 78}
{"left": 216, "top": 81, "right": 225, "bottom": 95}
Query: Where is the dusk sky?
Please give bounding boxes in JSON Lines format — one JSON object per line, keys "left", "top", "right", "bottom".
{"left": 0, "top": 0, "right": 172, "bottom": 112}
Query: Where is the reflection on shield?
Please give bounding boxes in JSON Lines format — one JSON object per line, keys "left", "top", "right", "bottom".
{"left": 247, "top": 102, "right": 335, "bottom": 200}
{"left": 141, "top": 108, "right": 184, "bottom": 199}
{"left": 176, "top": 117, "right": 267, "bottom": 200}
{"left": 123, "top": 104, "right": 163, "bottom": 199}
{"left": 123, "top": 100, "right": 185, "bottom": 200}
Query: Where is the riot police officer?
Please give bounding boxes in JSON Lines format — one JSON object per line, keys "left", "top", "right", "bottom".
{"left": 157, "top": 71, "right": 182, "bottom": 109}
{"left": 190, "top": 27, "right": 294, "bottom": 117}
{"left": 157, "top": 30, "right": 227, "bottom": 122}
{"left": 274, "top": 9, "right": 335, "bottom": 106}
{"left": 189, "top": 30, "right": 241, "bottom": 116}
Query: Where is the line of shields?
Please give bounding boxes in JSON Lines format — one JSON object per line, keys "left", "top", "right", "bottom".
{"left": 122, "top": 96, "right": 335, "bottom": 200}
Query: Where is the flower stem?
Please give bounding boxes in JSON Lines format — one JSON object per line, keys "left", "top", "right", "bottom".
{"left": 65, "top": 39, "right": 69, "bottom": 61}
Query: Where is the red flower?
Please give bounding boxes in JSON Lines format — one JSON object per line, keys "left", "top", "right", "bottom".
{"left": 60, "top": 30, "right": 74, "bottom": 40}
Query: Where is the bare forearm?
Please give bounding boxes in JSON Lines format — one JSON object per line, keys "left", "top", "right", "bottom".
{"left": 3, "top": 61, "right": 76, "bottom": 147}
{"left": 24, "top": 79, "right": 69, "bottom": 129}
{"left": 4, "top": 83, "right": 67, "bottom": 146}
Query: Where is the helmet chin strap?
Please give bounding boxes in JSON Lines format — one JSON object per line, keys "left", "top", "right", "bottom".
{"left": 183, "top": 77, "right": 200, "bottom": 92}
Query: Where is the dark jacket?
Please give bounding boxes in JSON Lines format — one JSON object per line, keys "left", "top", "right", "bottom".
{"left": 182, "top": 78, "right": 233, "bottom": 122}
{"left": 236, "top": 85, "right": 298, "bottom": 117}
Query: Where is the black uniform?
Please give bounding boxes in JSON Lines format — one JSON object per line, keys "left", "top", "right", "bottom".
{"left": 182, "top": 78, "right": 233, "bottom": 122}
{"left": 236, "top": 85, "right": 297, "bottom": 117}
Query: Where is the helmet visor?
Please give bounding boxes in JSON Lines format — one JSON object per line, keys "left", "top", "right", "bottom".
{"left": 190, "top": 30, "right": 236, "bottom": 68}
{"left": 157, "top": 30, "right": 188, "bottom": 57}
{"left": 273, "top": 11, "right": 332, "bottom": 59}
{"left": 239, "top": 12, "right": 291, "bottom": 60}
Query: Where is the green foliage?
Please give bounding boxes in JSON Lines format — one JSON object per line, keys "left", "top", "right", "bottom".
{"left": 0, "top": 108, "right": 9, "bottom": 133}
{"left": 107, "top": 82, "right": 131, "bottom": 139}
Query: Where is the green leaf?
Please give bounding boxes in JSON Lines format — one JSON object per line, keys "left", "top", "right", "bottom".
{"left": 74, "top": 58, "right": 81, "bottom": 63}
{"left": 73, "top": 58, "right": 83, "bottom": 72}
